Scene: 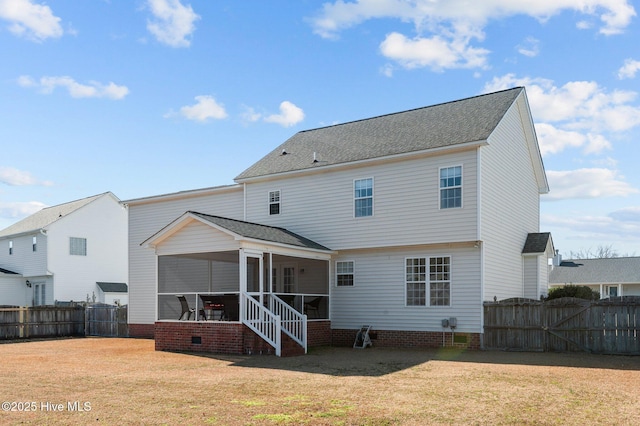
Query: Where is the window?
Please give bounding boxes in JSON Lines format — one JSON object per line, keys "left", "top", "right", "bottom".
{"left": 70, "top": 237, "right": 87, "bottom": 256}
{"left": 406, "top": 258, "right": 426, "bottom": 306}
{"left": 440, "top": 166, "right": 462, "bottom": 209}
{"left": 336, "top": 261, "right": 354, "bottom": 286}
{"left": 406, "top": 256, "right": 451, "bottom": 306}
{"left": 354, "top": 178, "right": 373, "bottom": 217}
{"left": 429, "top": 257, "right": 451, "bottom": 306}
{"left": 34, "top": 283, "right": 46, "bottom": 306}
{"left": 9, "top": 240, "right": 13, "bottom": 255}
{"left": 269, "top": 190, "right": 280, "bottom": 215}
{"left": 32, "top": 236, "right": 37, "bottom": 252}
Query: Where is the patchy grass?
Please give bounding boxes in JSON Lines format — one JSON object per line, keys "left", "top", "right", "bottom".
{"left": 0, "top": 338, "right": 639, "bottom": 425}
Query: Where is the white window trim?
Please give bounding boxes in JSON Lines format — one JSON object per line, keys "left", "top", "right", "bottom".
{"left": 268, "top": 189, "right": 281, "bottom": 216}
{"left": 404, "top": 255, "right": 452, "bottom": 307}
{"left": 439, "top": 165, "right": 463, "bottom": 210}
{"left": 353, "top": 177, "right": 374, "bottom": 218}
{"left": 335, "top": 260, "right": 355, "bottom": 287}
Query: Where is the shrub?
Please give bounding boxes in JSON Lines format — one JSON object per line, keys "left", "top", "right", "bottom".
{"left": 547, "top": 285, "right": 600, "bottom": 301}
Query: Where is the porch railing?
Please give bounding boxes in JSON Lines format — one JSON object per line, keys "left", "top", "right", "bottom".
{"left": 242, "top": 292, "right": 282, "bottom": 356}
{"left": 269, "top": 294, "right": 307, "bottom": 353}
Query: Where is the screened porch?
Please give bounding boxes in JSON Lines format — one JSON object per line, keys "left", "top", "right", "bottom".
{"left": 157, "top": 250, "right": 329, "bottom": 322}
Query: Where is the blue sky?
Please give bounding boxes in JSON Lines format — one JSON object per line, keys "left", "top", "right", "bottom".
{"left": 1, "top": 0, "right": 639, "bottom": 257}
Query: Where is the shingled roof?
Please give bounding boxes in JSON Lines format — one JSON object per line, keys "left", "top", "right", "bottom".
{"left": 522, "top": 232, "right": 552, "bottom": 254}
{"left": 0, "top": 192, "right": 115, "bottom": 238}
{"left": 236, "top": 87, "right": 524, "bottom": 181}
{"left": 550, "top": 257, "right": 640, "bottom": 285}
{"left": 189, "top": 212, "right": 331, "bottom": 251}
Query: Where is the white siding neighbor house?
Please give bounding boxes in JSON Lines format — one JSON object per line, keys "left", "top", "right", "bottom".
{"left": 0, "top": 192, "right": 128, "bottom": 306}
{"left": 549, "top": 257, "right": 640, "bottom": 298}
{"left": 126, "top": 87, "right": 552, "bottom": 355}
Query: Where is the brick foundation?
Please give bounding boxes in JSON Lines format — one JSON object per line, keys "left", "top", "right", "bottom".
{"left": 308, "top": 320, "right": 331, "bottom": 347}
{"left": 128, "top": 323, "right": 155, "bottom": 339}
{"left": 332, "top": 328, "right": 481, "bottom": 350}
{"left": 154, "top": 321, "right": 333, "bottom": 357}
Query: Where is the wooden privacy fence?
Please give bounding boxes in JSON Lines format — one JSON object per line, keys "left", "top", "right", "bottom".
{"left": 0, "top": 306, "right": 85, "bottom": 339}
{"left": 85, "top": 304, "right": 128, "bottom": 337}
{"left": 0, "top": 305, "right": 128, "bottom": 339}
{"left": 483, "top": 297, "right": 640, "bottom": 354}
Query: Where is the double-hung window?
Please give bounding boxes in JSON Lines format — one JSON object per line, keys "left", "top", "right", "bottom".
{"left": 32, "top": 236, "right": 37, "bottom": 252}
{"left": 440, "top": 166, "right": 462, "bottom": 209}
{"left": 269, "top": 190, "right": 281, "bottom": 215}
{"left": 354, "top": 178, "right": 373, "bottom": 217}
{"left": 70, "top": 237, "right": 87, "bottom": 256}
{"left": 9, "top": 240, "right": 13, "bottom": 255}
{"left": 406, "top": 256, "right": 451, "bottom": 306}
{"left": 336, "top": 261, "right": 354, "bottom": 286}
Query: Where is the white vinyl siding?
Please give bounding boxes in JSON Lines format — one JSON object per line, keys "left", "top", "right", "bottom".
{"left": 0, "top": 234, "right": 48, "bottom": 277}
{"left": 331, "top": 245, "right": 481, "bottom": 333}
{"left": 128, "top": 186, "right": 244, "bottom": 325}
{"left": 480, "top": 95, "right": 541, "bottom": 301}
{"left": 244, "top": 150, "right": 478, "bottom": 250}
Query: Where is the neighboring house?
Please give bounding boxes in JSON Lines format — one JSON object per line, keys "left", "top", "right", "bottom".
{"left": 549, "top": 257, "right": 640, "bottom": 298}
{"left": 0, "top": 192, "right": 128, "bottom": 306}
{"left": 126, "top": 87, "right": 553, "bottom": 355}
{"left": 96, "top": 282, "right": 129, "bottom": 306}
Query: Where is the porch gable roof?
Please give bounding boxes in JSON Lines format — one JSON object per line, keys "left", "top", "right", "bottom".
{"left": 142, "top": 211, "right": 332, "bottom": 253}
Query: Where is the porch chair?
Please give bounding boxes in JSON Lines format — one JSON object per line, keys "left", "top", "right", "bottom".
{"left": 177, "top": 295, "right": 194, "bottom": 320}
{"left": 304, "top": 297, "right": 322, "bottom": 318}
{"left": 177, "top": 295, "right": 206, "bottom": 321}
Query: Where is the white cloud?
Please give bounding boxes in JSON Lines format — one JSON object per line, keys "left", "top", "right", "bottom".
{"left": 264, "top": 101, "right": 305, "bottom": 127}
{"left": 379, "top": 31, "right": 489, "bottom": 71}
{"left": 0, "top": 166, "right": 53, "bottom": 186}
{"left": 18, "top": 75, "right": 129, "bottom": 99}
{"left": 146, "top": 0, "right": 199, "bottom": 48}
{"left": 618, "top": 58, "right": 640, "bottom": 79}
{"left": 543, "top": 168, "right": 638, "bottom": 201}
{"left": 175, "top": 95, "right": 228, "bottom": 122}
{"left": 0, "top": 200, "right": 47, "bottom": 220}
{"left": 484, "top": 74, "right": 640, "bottom": 157}
{"left": 240, "top": 105, "right": 262, "bottom": 123}
{"left": 517, "top": 37, "right": 540, "bottom": 57}
{"left": 0, "top": 0, "right": 63, "bottom": 41}
{"left": 309, "top": 0, "right": 636, "bottom": 70}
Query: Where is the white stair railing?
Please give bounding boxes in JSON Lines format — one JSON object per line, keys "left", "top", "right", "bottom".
{"left": 242, "top": 293, "right": 281, "bottom": 357}
{"left": 269, "top": 295, "right": 307, "bottom": 353}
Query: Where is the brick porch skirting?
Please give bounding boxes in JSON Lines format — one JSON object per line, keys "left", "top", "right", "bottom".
{"left": 154, "top": 320, "right": 333, "bottom": 356}
{"left": 332, "top": 328, "right": 481, "bottom": 350}
{"left": 128, "top": 323, "right": 155, "bottom": 339}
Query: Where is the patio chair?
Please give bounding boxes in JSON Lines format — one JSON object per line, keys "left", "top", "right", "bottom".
{"left": 304, "top": 297, "right": 322, "bottom": 318}
{"left": 177, "top": 295, "right": 194, "bottom": 320}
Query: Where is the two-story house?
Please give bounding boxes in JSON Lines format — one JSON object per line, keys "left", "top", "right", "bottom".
{"left": 126, "top": 87, "right": 553, "bottom": 355}
{"left": 0, "top": 192, "right": 128, "bottom": 306}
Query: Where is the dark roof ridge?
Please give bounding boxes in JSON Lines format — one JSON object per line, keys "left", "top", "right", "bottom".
{"left": 297, "top": 87, "right": 524, "bottom": 134}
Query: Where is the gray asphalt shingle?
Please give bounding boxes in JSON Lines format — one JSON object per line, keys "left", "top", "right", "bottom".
{"left": 236, "top": 87, "right": 523, "bottom": 180}
{"left": 549, "top": 257, "right": 640, "bottom": 284}
{"left": 189, "top": 212, "right": 331, "bottom": 251}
